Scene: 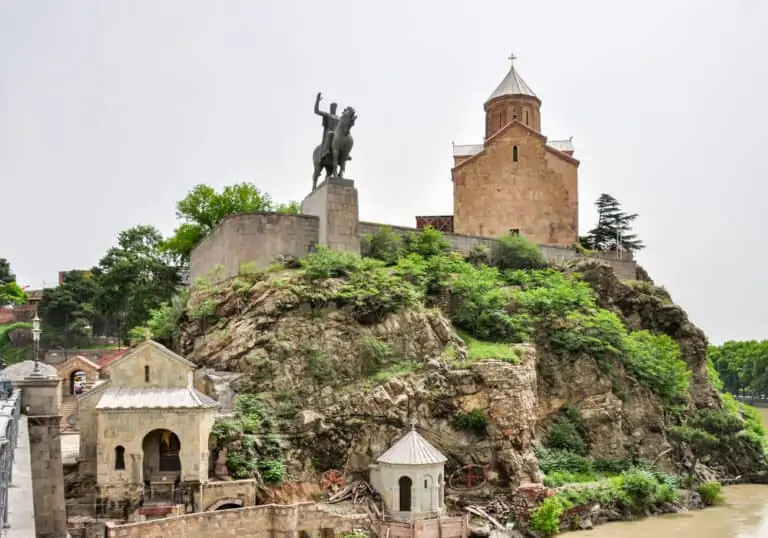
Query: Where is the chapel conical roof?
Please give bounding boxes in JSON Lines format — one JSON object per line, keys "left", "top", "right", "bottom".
{"left": 376, "top": 425, "right": 447, "bottom": 465}
{"left": 486, "top": 56, "right": 538, "bottom": 103}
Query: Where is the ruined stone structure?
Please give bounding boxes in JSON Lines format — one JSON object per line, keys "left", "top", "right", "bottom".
{"left": 418, "top": 55, "right": 579, "bottom": 245}
{"left": 75, "top": 340, "right": 220, "bottom": 510}
{"left": 370, "top": 425, "right": 446, "bottom": 519}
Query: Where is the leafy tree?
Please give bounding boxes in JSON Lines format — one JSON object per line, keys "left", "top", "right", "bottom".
{"left": 164, "top": 183, "right": 300, "bottom": 262}
{"left": 709, "top": 340, "right": 768, "bottom": 397}
{"left": 95, "top": 225, "right": 180, "bottom": 333}
{"left": 0, "top": 281, "right": 26, "bottom": 306}
{"left": 0, "top": 258, "right": 15, "bottom": 284}
{"left": 581, "top": 194, "right": 644, "bottom": 252}
{"left": 0, "top": 259, "right": 25, "bottom": 305}
{"left": 37, "top": 270, "right": 101, "bottom": 345}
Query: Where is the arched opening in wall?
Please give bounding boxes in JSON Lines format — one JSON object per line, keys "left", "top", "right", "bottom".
{"left": 513, "top": 146, "right": 519, "bottom": 162}
{"left": 114, "top": 445, "right": 126, "bottom": 470}
{"left": 438, "top": 473, "right": 443, "bottom": 508}
{"left": 398, "top": 475, "right": 412, "bottom": 512}
{"left": 206, "top": 498, "right": 244, "bottom": 511}
{"left": 524, "top": 110, "right": 529, "bottom": 124}
{"left": 69, "top": 370, "right": 87, "bottom": 395}
{"left": 142, "top": 429, "right": 181, "bottom": 484}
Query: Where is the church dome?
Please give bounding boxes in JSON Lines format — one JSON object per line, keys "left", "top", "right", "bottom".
{"left": 484, "top": 55, "right": 542, "bottom": 137}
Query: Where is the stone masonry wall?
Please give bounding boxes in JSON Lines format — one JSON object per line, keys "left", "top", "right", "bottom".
{"left": 105, "top": 502, "right": 369, "bottom": 538}
{"left": 200, "top": 479, "right": 258, "bottom": 510}
{"left": 358, "top": 221, "right": 638, "bottom": 280}
{"left": 190, "top": 213, "right": 319, "bottom": 282}
{"left": 189, "top": 212, "right": 637, "bottom": 283}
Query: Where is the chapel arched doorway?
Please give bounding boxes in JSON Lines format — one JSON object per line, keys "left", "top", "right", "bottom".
{"left": 142, "top": 429, "right": 181, "bottom": 480}
{"left": 69, "top": 370, "right": 87, "bottom": 395}
{"left": 398, "top": 475, "right": 412, "bottom": 512}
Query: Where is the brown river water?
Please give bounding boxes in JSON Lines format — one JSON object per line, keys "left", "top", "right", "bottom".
{"left": 574, "top": 406, "right": 768, "bottom": 537}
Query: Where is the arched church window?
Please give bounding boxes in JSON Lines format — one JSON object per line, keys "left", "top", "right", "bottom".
{"left": 115, "top": 446, "right": 126, "bottom": 470}
{"left": 524, "top": 110, "right": 529, "bottom": 124}
{"left": 144, "top": 365, "right": 150, "bottom": 383}
{"left": 513, "top": 145, "right": 519, "bottom": 162}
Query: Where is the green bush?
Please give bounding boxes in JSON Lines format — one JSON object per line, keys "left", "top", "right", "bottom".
{"left": 452, "top": 408, "right": 487, "bottom": 434}
{"left": 361, "top": 226, "right": 403, "bottom": 265}
{"left": 544, "top": 409, "right": 587, "bottom": 456}
{"left": 359, "top": 335, "right": 394, "bottom": 374}
{"left": 696, "top": 481, "right": 724, "bottom": 506}
{"left": 491, "top": 233, "right": 546, "bottom": 270}
{"left": 624, "top": 331, "right": 690, "bottom": 405}
{"left": 529, "top": 496, "right": 565, "bottom": 536}
{"left": 301, "top": 246, "right": 378, "bottom": 280}
{"left": 549, "top": 310, "right": 627, "bottom": 359}
{"left": 403, "top": 226, "right": 450, "bottom": 258}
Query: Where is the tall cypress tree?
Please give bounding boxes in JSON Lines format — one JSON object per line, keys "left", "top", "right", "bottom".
{"left": 581, "top": 194, "right": 645, "bottom": 252}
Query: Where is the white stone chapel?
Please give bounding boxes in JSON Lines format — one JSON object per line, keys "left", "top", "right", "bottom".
{"left": 370, "top": 424, "right": 447, "bottom": 519}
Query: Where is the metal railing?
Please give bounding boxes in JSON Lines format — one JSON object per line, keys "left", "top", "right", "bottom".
{"left": 0, "top": 390, "right": 21, "bottom": 532}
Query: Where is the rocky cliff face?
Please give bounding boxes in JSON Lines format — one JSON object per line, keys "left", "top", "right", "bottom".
{"left": 177, "top": 254, "right": 762, "bottom": 490}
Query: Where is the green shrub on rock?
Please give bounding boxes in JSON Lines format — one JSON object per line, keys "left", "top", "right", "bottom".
{"left": 491, "top": 233, "right": 546, "bottom": 270}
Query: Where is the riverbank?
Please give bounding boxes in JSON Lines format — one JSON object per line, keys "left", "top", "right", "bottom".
{"left": 573, "top": 484, "right": 768, "bottom": 537}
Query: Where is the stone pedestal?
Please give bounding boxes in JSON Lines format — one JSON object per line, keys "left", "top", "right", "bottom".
{"left": 17, "top": 370, "right": 68, "bottom": 537}
{"left": 301, "top": 178, "right": 360, "bottom": 254}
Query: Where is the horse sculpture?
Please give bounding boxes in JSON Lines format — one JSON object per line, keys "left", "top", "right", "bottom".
{"left": 312, "top": 106, "right": 357, "bottom": 190}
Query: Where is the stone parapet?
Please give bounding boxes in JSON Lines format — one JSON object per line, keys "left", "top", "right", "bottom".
{"left": 105, "top": 502, "right": 369, "bottom": 538}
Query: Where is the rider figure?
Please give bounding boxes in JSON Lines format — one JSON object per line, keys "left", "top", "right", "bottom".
{"left": 314, "top": 92, "right": 339, "bottom": 159}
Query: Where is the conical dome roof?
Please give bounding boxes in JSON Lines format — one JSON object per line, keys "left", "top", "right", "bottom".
{"left": 486, "top": 56, "right": 538, "bottom": 103}
{"left": 376, "top": 425, "right": 447, "bottom": 465}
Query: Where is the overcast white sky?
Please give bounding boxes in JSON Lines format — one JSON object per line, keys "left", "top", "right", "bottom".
{"left": 1, "top": 0, "right": 767, "bottom": 344}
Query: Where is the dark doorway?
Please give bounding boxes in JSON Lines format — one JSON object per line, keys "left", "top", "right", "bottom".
{"left": 398, "top": 475, "right": 412, "bottom": 512}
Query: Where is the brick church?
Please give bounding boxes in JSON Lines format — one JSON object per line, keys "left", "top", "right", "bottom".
{"left": 417, "top": 56, "right": 579, "bottom": 246}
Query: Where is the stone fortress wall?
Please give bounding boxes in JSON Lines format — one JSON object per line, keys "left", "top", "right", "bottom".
{"left": 189, "top": 178, "right": 638, "bottom": 283}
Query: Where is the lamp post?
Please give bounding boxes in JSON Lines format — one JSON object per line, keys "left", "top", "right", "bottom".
{"left": 31, "top": 313, "right": 41, "bottom": 374}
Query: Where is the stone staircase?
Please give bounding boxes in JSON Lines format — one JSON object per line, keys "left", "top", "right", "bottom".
{"left": 60, "top": 396, "right": 79, "bottom": 433}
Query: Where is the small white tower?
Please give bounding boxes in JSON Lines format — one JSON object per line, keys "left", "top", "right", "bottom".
{"left": 369, "top": 424, "right": 447, "bottom": 520}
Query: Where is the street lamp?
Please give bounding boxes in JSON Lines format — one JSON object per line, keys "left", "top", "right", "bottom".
{"left": 31, "top": 313, "right": 41, "bottom": 374}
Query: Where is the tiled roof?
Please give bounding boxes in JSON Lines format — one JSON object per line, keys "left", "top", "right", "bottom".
{"left": 96, "top": 349, "right": 129, "bottom": 368}
{"left": 61, "top": 354, "right": 101, "bottom": 370}
{"left": 548, "top": 139, "right": 575, "bottom": 153}
{"left": 95, "top": 387, "right": 220, "bottom": 410}
{"left": 376, "top": 426, "right": 447, "bottom": 465}
{"left": 487, "top": 65, "right": 537, "bottom": 103}
{"left": 453, "top": 144, "right": 484, "bottom": 157}
{"left": 0, "top": 361, "right": 57, "bottom": 381}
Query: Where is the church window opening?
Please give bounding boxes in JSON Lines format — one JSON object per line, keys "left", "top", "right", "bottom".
{"left": 114, "top": 446, "right": 125, "bottom": 470}
{"left": 513, "top": 145, "right": 519, "bottom": 162}
{"left": 144, "top": 365, "right": 150, "bottom": 383}
{"left": 524, "top": 110, "right": 529, "bottom": 124}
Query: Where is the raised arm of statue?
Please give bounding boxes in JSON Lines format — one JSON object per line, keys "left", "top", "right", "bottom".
{"left": 314, "top": 92, "right": 326, "bottom": 117}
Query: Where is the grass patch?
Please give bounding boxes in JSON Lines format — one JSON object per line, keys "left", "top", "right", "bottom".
{"left": 372, "top": 361, "right": 420, "bottom": 383}
{"left": 458, "top": 330, "right": 520, "bottom": 364}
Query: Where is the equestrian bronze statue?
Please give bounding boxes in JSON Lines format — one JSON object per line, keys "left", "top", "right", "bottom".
{"left": 312, "top": 92, "right": 357, "bottom": 190}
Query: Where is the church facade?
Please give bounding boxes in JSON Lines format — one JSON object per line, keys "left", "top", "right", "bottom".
{"left": 419, "top": 57, "right": 580, "bottom": 246}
